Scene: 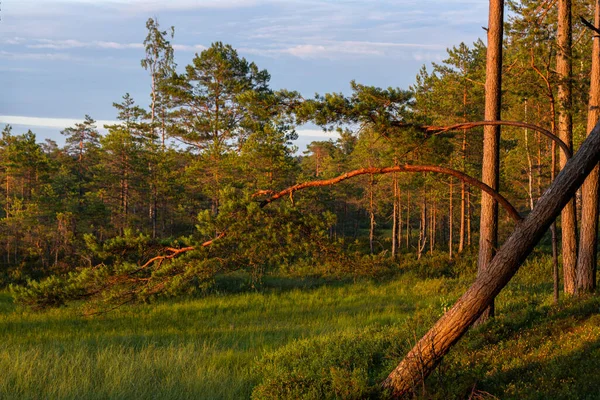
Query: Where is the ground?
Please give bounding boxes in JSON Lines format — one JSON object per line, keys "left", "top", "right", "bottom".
{"left": 1, "top": 253, "right": 599, "bottom": 399}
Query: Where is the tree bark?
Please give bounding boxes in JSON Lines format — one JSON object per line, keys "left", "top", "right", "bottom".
{"left": 369, "top": 174, "right": 375, "bottom": 254}
{"left": 382, "top": 120, "right": 600, "bottom": 398}
{"left": 406, "top": 192, "right": 411, "bottom": 249}
{"left": 392, "top": 173, "right": 399, "bottom": 259}
{"left": 418, "top": 192, "right": 427, "bottom": 260}
{"left": 449, "top": 178, "right": 454, "bottom": 260}
{"left": 557, "top": 0, "right": 578, "bottom": 295}
{"left": 467, "top": 185, "right": 472, "bottom": 248}
{"left": 576, "top": 3, "right": 600, "bottom": 293}
{"left": 477, "top": 0, "right": 504, "bottom": 324}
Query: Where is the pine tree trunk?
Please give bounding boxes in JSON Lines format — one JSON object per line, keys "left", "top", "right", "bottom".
{"left": 417, "top": 191, "right": 427, "bottom": 260}
{"left": 382, "top": 120, "right": 600, "bottom": 398}
{"left": 524, "top": 100, "right": 535, "bottom": 210}
{"left": 557, "top": 0, "right": 578, "bottom": 295}
{"left": 392, "top": 173, "right": 398, "bottom": 259}
{"left": 458, "top": 102, "right": 468, "bottom": 253}
{"left": 406, "top": 191, "right": 411, "bottom": 249}
{"left": 369, "top": 174, "right": 375, "bottom": 254}
{"left": 467, "top": 186, "right": 472, "bottom": 248}
{"left": 576, "top": 0, "right": 600, "bottom": 293}
{"left": 477, "top": 0, "right": 504, "bottom": 324}
{"left": 398, "top": 198, "right": 403, "bottom": 251}
{"left": 449, "top": 178, "right": 454, "bottom": 260}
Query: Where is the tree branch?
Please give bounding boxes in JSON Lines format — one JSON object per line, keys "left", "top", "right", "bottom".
{"left": 258, "top": 165, "right": 522, "bottom": 222}
{"left": 425, "top": 120, "right": 571, "bottom": 159}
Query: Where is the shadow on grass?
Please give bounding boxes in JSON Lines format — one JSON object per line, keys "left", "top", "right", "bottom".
{"left": 424, "top": 295, "right": 600, "bottom": 399}
{"left": 478, "top": 335, "right": 600, "bottom": 399}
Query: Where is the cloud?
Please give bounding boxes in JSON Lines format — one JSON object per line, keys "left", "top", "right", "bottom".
{"left": 0, "top": 51, "right": 75, "bottom": 61}
{"left": 296, "top": 129, "right": 340, "bottom": 139}
{"left": 11, "top": 37, "right": 204, "bottom": 53}
{"left": 0, "top": 115, "right": 118, "bottom": 130}
{"left": 2, "top": 37, "right": 28, "bottom": 45}
{"left": 26, "top": 39, "right": 143, "bottom": 50}
{"left": 172, "top": 44, "right": 207, "bottom": 52}
{"left": 243, "top": 40, "right": 446, "bottom": 60}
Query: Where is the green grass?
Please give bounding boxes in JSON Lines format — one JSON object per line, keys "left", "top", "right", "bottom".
{"left": 1, "top": 253, "right": 599, "bottom": 399}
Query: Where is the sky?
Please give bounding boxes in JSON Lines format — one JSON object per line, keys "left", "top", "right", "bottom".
{"left": 0, "top": 0, "right": 489, "bottom": 150}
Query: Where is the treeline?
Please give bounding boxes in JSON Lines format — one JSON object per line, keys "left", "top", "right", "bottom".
{"left": 3, "top": 1, "right": 598, "bottom": 303}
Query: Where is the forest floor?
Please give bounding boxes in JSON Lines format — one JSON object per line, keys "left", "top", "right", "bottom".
{"left": 1, "top": 252, "right": 599, "bottom": 399}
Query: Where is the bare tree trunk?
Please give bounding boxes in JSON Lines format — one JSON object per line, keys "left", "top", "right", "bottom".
{"left": 398, "top": 198, "right": 403, "bottom": 251}
{"left": 524, "top": 100, "right": 535, "bottom": 210}
{"left": 418, "top": 191, "right": 427, "bottom": 260}
{"left": 477, "top": 0, "right": 504, "bottom": 324}
{"left": 369, "top": 174, "right": 375, "bottom": 254}
{"left": 392, "top": 173, "right": 398, "bottom": 259}
{"left": 449, "top": 178, "right": 454, "bottom": 260}
{"left": 430, "top": 199, "right": 437, "bottom": 254}
{"left": 577, "top": 2, "right": 600, "bottom": 293}
{"left": 406, "top": 191, "right": 411, "bottom": 249}
{"left": 557, "top": 0, "right": 578, "bottom": 295}
{"left": 537, "top": 131, "right": 543, "bottom": 202}
{"left": 459, "top": 127, "right": 467, "bottom": 253}
{"left": 552, "top": 141, "right": 560, "bottom": 304}
{"left": 467, "top": 186, "right": 472, "bottom": 248}
{"left": 382, "top": 120, "right": 600, "bottom": 399}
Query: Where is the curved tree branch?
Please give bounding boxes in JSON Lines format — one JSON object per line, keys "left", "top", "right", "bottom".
{"left": 139, "top": 164, "right": 521, "bottom": 274}
{"left": 425, "top": 120, "right": 571, "bottom": 159}
{"left": 259, "top": 165, "right": 522, "bottom": 222}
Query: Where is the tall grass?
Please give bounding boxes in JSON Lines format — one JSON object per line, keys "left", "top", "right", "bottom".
{"left": 1, "top": 253, "right": 599, "bottom": 399}
{"left": 0, "top": 272, "right": 464, "bottom": 399}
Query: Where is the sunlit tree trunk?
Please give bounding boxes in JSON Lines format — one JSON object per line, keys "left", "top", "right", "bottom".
{"left": 557, "top": 0, "right": 578, "bottom": 295}
{"left": 477, "top": 0, "right": 504, "bottom": 324}
{"left": 576, "top": 1, "right": 600, "bottom": 293}
{"left": 449, "top": 178, "right": 454, "bottom": 260}
{"left": 382, "top": 120, "right": 600, "bottom": 398}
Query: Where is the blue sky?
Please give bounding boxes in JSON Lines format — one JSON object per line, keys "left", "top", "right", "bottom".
{"left": 0, "top": 0, "right": 488, "bottom": 149}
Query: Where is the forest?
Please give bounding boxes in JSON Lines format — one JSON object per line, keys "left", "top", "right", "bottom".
{"left": 3, "top": 0, "right": 600, "bottom": 398}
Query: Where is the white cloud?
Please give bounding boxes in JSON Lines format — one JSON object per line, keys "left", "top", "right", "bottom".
{"left": 297, "top": 129, "right": 340, "bottom": 139}
{"left": 0, "top": 115, "right": 118, "bottom": 130}
{"left": 26, "top": 38, "right": 143, "bottom": 50}
{"left": 243, "top": 40, "right": 446, "bottom": 60}
{"left": 172, "top": 44, "right": 207, "bottom": 52}
{"left": 94, "top": 41, "right": 143, "bottom": 49}
{"left": 0, "top": 51, "right": 75, "bottom": 61}
{"left": 2, "top": 37, "right": 28, "bottom": 45}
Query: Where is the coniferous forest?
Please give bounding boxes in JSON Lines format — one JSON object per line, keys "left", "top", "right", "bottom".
{"left": 3, "top": 1, "right": 600, "bottom": 398}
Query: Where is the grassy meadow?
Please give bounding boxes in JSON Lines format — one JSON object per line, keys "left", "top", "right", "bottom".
{"left": 1, "top": 253, "right": 600, "bottom": 399}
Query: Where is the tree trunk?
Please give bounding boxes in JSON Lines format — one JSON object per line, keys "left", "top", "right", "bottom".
{"left": 449, "top": 178, "right": 454, "bottom": 260}
{"left": 392, "top": 173, "right": 398, "bottom": 259}
{"left": 382, "top": 120, "right": 600, "bottom": 398}
{"left": 398, "top": 199, "right": 403, "bottom": 251}
{"left": 524, "top": 100, "right": 535, "bottom": 210}
{"left": 576, "top": 1, "right": 600, "bottom": 293}
{"left": 430, "top": 199, "right": 437, "bottom": 254}
{"left": 406, "top": 191, "right": 411, "bottom": 249}
{"left": 369, "top": 174, "right": 375, "bottom": 254}
{"left": 418, "top": 192, "right": 427, "bottom": 260}
{"left": 467, "top": 185, "right": 472, "bottom": 248}
{"left": 477, "top": 0, "right": 504, "bottom": 324}
{"left": 557, "top": 0, "right": 578, "bottom": 295}
{"left": 459, "top": 126, "right": 467, "bottom": 253}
